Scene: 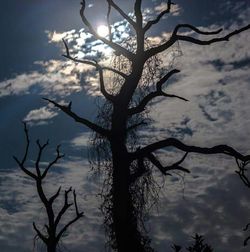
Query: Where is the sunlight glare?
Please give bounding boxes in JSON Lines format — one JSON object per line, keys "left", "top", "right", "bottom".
{"left": 97, "top": 25, "right": 109, "bottom": 37}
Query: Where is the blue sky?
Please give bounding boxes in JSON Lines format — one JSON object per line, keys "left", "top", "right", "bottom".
{"left": 0, "top": 0, "right": 250, "bottom": 251}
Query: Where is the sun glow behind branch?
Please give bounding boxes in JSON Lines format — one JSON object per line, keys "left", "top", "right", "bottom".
{"left": 97, "top": 25, "right": 109, "bottom": 37}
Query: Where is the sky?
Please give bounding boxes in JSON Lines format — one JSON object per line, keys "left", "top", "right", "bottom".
{"left": 0, "top": 0, "right": 250, "bottom": 251}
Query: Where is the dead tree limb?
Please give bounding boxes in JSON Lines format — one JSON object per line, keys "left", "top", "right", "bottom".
{"left": 43, "top": 98, "right": 110, "bottom": 138}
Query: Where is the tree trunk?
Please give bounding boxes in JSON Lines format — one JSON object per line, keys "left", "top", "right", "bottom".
{"left": 110, "top": 105, "right": 146, "bottom": 252}
{"left": 111, "top": 143, "right": 146, "bottom": 252}
{"left": 47, "top": 240, "right": 57, "bottom": 252}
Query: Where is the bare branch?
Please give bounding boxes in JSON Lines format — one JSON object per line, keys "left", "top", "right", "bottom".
{"left": 33, "top": 222, "right": 47, "bottom": 243}
{"left": 13, "top": 122, "right": 37, "bottom": 179}
{"left": 128, "top": 69, "right": 187, "bottom": 115}
{"left": 35, "top": 140, "right": 49, "bottom": 178}
{"left": 107, "top": 0, "right": 136, "bottom": 28}
{"left": 48, "top": 186, "right": 62, "bottom": 204}
{"left": 132, "top": 138, "right": 250, "bottom": 163}
{"left": 42, "top": 145, "right": 64, "bottom": 179}
{"left": 134, "top": 0, "right": 143, "bottom": 28}
{"left": 144, "top": 0, "right": 174, "bottom": 32}
{"left": 176, "top": 24, "right": 250, "bottom": 45}
{"left": 80, "top": 1, "right": 134, "bottom": 60}
{"left": 235, "top": 159, "right": 250, "bottom": 188}
{"left": 55, "top": 188, "right": 73, "bottom": 227}
{"left": 73, "top": 190, "right": 84, "bottom": 217}
{"left": 63, "top": 37, "right": 127, "bottom": 99}
{"left": 172, "top": 24, "right": 223, "bottom": 37}
{"left": 13, "top": 156, "right": 37, "bottom": 179}
{"left": 146, "top": 152, "right": 190, "bottom": 175}
{"left": 43, "top": 98, "right": 110, "bottom": 137}
{"left": 146, "top": 24, "right": 250, "bottom": 59}
{"left": 107, "top": 0, "right": 112, "bottom": 41}
{"left": 56, "top": 213, "right": 83, "bottom": 243}
{"left": 163, "top": 152, "right": 190, "bottom": 173}
{"left": 56, "top": 190, "right": 84, "bottom": 242}
{"left": 147, "top": 153, "right": 172, "bottom": 175}
{"left": 96, "top": 65, "right": 116, "bottom": 102}
{"left": 21, "top": 121, "right": 29, "bottom": 164}
{"left": 62, "top": 39, "right": 128, "bottom": 79}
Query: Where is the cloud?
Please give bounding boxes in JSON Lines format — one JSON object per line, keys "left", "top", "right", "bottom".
{"left": 23, "top": 106, "right": 58, "bottom": 125}
{"left": 70, "top": 132, "right": 91, "bottom": 148}
{"left": 0, "top": 60, "right": 86, "bottom": 98}
{"left": 154, "top": 2, "right": 181, "bottom": 16}
{"left": 46, "top": 29, "right": 77, "bottom": 43}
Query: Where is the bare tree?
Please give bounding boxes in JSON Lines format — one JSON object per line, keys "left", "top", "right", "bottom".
{"left": 13, "top": 123, "right": 84, "bottom": 252}
{"left": 45, "top": 1, "right": 250, "bottom": 251}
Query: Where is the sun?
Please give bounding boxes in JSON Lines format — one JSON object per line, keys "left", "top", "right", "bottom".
{"left": 97, "top": 25, "right": 109, "bottom": 37}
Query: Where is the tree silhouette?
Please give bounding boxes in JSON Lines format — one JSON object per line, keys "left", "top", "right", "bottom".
{"left": 44, "top": 1, "right": 250, "bottom": 251}
{"left": 172, "top": 234, "right": 213, "bottom": 252}
{"left": 14, "top": 123, "right": 84, "bottom": 252}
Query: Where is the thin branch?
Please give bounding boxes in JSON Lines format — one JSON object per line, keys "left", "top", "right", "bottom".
{"left": 147, "top": 152, "right": 190, "bottom": 175}
{"left": 73, "top": 190, "right": 84, "bottom": 217}
{"left": 62, "top": 39, "right": 128, "bottom": 79}
{"left": 172, "top": 24, "right": 223, "bottom": 37}
{"left": 146, "top": 24, "right": 250, "bottom": 59}
{"left": 176, "top": 24, "right": 250, "bottom": 45}
{"left": 55, "top": 188, "right": 73, "bottom": 227}
{"left": 80, "top": 1, "right": 134, "bottom": 60}
{"left": 96, "top": 64, "right": 116, "bottom": 102}
{"left": 13, "top": 122, "right": 37, "bottom": 179}
{"left": 35, "top": 140, "right": 49, "bottom": 178}
{"left": 107, "top": 0, "right": 112, "bottom": 41}
{"left": 163, "top": 152, "right": 190, "bottom": 174}
{"left": 43, "top": 98, "right": 110, "bottom": 137}
{"left": 56, "top": 190, "right": 84, "bottom": 242}
{"left": 56, "top": 213, "right": 84, "bottom": 243}
{"left": 13, "top": 156, "right": 37, "bottom": 179}
{"left": 235, "top": 159, "right": 250, "bottom": 188}
{"left": 144, "top": 0, "right": 174, "bottom": 32}
{"left": 21, "top": 121, "right": 29, "bottom": 164}
{"left": 147, "top": 153, "right": 172, "bottom": 175}
{"left": 42, "top": 145, "right": 64, "bottom": 179}
{"left": 107, "top": 0, "right": 136, "bottom": 28}
{"left": 48, "top": 186, "right": 62, "bottom": 205}
{"left": 33, "top": 222, "right": 47, "bottom": 243}
{"left": 132, "top": 138, "right": 250, "bottom": 163}
{"left": 128, "top": 69, "right": 187, "bottom": 115}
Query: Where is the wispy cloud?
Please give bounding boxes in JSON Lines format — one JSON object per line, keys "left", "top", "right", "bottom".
{"left": 23, "top": 106, "right": 58, "bottom": 125}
